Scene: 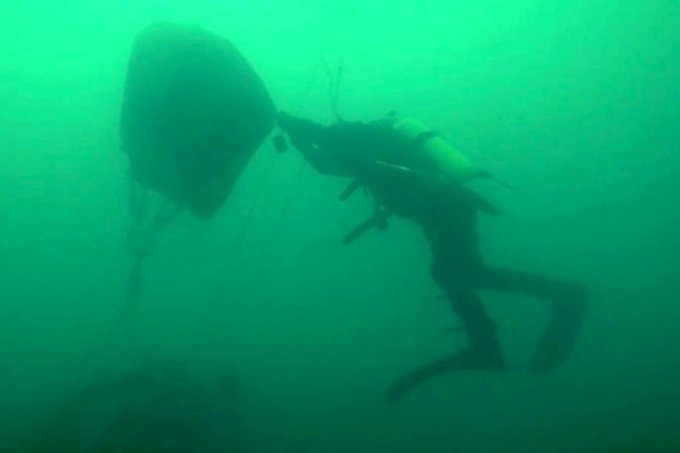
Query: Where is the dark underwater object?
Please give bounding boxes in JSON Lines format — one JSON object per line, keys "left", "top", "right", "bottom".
{"left": 120, "top": 22, "right": 276, "bottom": 219}
{"left": 26, "top": 366, "right": 244, "bottom": 452}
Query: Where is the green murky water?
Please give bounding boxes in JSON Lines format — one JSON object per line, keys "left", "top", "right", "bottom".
{"left": 1, "top": 1, "right": 679, "bottom": 451}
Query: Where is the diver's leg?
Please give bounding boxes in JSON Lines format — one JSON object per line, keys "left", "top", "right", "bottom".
{"left": 475, "top": 267, "right": 587, "bottom": 303}
{"left": 450, "top": 291, "right": 504, "bottom": 367}
{"left": 384, "top": 272, "right": 504, "bottom": 402}
{"left": 426, "top": 224, "right": 507, "bottom": 364}
{"left": 385, "top": 291, "right": 504, "bottom": 402}
{"left": 425, "top": 216, "right": 504, "bottom": 367}
{"left": 431, "top": 262, "right": 505, "bottom": 366}
{"left": 475, "top": 267, "right": 589, "bottom": 372}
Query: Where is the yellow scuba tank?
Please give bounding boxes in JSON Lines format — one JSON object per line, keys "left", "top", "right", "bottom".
{"left": 390, "top": 117, "right": 482, "bottom": 183}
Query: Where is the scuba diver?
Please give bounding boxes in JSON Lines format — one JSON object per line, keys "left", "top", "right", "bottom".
{"left": 276, "top": 111, "right": 590, "bottom": 401}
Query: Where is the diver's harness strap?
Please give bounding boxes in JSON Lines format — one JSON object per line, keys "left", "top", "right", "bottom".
{"left": 343, "top": 199, "right": 391, "bottom": 245}
{"left": 340, "top": 176, "right": 393, "bottom": 245}
{"left": 339, "top": 178, "right": 362, "bottom": 201}
{"left": 337, "top": 123, "right": 439, "bottom": 245}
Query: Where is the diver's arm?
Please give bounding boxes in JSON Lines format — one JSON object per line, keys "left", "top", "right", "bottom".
{"left": 277, "top": 111, "right": 351, "bottom": 176}
{"left": 293, "top": 138, "right": 349, "bottom": 176}
{"left": 277, "top": 112, "right": 326, "bottom": 145}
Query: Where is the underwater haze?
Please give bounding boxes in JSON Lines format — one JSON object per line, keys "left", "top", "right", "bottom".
{"left": 1, "top": 0, "right": 680, "bottom": 451}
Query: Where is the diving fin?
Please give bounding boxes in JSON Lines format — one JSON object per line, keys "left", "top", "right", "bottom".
{"left": 385, "top": 349, "right": 504, "bottom": 402}
{"left": 531, "top": 293, "right": 589, "bottom": 372}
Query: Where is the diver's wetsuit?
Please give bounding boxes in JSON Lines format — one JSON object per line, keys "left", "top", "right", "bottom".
{"left": 278, "top": 112, "right": 588, "bottom": 400}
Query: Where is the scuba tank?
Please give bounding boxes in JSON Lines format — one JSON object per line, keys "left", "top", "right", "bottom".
{"left": 389, "top": 116, "right": 484, "bottom": 184}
